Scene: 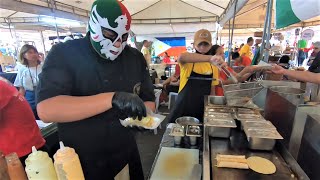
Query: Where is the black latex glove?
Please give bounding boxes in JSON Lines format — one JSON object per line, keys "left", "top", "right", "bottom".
{"left": 112, "top": 92, "right": 147, "bottom": 120}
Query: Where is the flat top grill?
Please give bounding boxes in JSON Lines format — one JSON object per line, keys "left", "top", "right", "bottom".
{"left": 210, "top": 129, "right": 297, "bottom": 180}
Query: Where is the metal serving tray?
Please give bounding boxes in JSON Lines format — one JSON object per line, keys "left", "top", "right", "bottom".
{"left": 204, "top": 112, "right": 233, "bottom": 120}
{"left": 242, "top": 120, "right": 276, "bottom": 130}
{"left": 205, "top": 119, "right": 237, "bottom": 138}
{"left": 236, "top": 113, "right": 263, "bottom": 121}
{"left": 244, "top": 128, "right": 283, "bottom": 150}
{"left": 205, "top": 107, "right": 232, "bottom": 113}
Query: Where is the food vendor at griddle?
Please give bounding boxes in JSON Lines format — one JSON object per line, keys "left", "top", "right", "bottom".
{"left": 167, "top": 29, "right": 226, "bottom": 123}
{"left": 36, "top": 0, "right": 155, "bottom": 179}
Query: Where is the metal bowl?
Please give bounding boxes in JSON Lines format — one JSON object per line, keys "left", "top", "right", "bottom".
{"left": 175, "top": 116, "right": 200, "bottom": 127}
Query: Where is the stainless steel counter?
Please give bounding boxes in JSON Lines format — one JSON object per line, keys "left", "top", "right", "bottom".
{"left": 203, "top": 92, "right": 309, "bottom": 180}
{"left": 205, "top": 128, "right": 307, "bottom": 180}
{"left": 148, "top": 124, "right": 203, "bottom": 179}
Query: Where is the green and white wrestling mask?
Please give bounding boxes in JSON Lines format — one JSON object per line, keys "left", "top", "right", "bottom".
{"left": 88, "top": 0, "right": 131, "bottom": 60}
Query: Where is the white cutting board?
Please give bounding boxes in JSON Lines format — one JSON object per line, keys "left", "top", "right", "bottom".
{"left": 150, "top": 147, "right": 199, "bottom": 180}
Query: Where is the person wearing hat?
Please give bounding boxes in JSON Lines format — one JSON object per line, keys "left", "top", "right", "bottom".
{"left": 36, "top": 0, "right": 155, "bottom": 179}
{"left": 167, "top": 29, "right": 225, "bottom": 123}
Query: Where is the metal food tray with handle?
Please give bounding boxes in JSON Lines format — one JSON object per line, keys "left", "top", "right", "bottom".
{"left": 223, "top": 82, "right": 263, "bottom": 109}
{"left": 223, "top": 82, "right": 263, "bottom": 92}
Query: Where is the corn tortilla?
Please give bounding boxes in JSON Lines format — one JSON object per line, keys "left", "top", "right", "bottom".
{"left": 247, "top": 156, "right": 276, "bottom": 174}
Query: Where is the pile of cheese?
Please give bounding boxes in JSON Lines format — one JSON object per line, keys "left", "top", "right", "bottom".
{"left": 127, "top": 116, "right": 155, "bottom": 128}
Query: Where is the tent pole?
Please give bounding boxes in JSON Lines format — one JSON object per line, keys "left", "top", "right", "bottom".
{"left": 229, "top": 0, "right": 238, "bottom": 63}
{"left": 263, "top": 0, "right": 273, "bottom": 62}
{"left": 228, "top": 20, "right": 231, "bottom": 65}
{"left": 7, "top": 19, "right": 19, "bottom": 59}
{"left": 260, "top": 0, "right": 272, "bottom": 61}
{"left": 40, "top": 31, "right": 46, "bottom": 56}
{"left": 219, "top": 29, "right": 222, "bottom": 45}
{"left": 54, "top": 18, "right": 60, "bottom": 42}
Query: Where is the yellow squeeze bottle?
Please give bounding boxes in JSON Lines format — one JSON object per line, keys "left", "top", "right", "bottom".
{"left": 54, "top": 141, "right": 85, "bottom": 180}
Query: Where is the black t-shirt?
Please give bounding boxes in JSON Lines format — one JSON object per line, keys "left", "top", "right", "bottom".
{"left": 36, "top": 36, "right": 155, "bottom": 150}
{"left": 309, "top": 52, "right": 320, "bottom": 73}
{"left": 37, "top": 36, "right": 155, "bottom": 103}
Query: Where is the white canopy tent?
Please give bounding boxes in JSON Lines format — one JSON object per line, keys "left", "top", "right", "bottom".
{"left": 0, "top": 0, "right": 319, "bottom": 38}
{"left": 0, "top": 0, "right": 234, "bottom": 36}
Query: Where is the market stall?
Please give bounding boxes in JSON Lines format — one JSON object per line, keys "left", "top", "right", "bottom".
{"left": 149, "top": 81, "right": 317, "bottom": 179}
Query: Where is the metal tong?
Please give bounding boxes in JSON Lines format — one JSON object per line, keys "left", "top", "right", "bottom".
{"left": 217, "top": 65, "right": 239, "bottom": 84}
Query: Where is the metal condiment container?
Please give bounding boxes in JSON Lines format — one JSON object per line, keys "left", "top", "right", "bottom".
{"left": 205, "top": 107, "right": 231, "bottom": 113}
{"left": 235, "top": 113, "right": 263, "bottom": 121}
{"left": 186, "top": 125, "right": 201, "bottom": 146}
{"left": 244, "top": 128, "right": 283, "bottom": 150}
{"left": 204, "top": 112, "right": 233, "bottom": 120}
{"left": 237, "top": 108, "right": 258, "bottom": 114}
{"left": 239, "top": 119, "right": 266, "bottom": 130}
{"left": 205, "top": 118, "right": 237, "bottom": 138}
{"left": 242, "top": 120, "right": 276, "bottom": 130}
{"left": 169, "top": 125, "right": 185, "bottom": 145}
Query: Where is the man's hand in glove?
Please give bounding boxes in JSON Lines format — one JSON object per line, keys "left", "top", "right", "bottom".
{"left": 112, "top": 92, "right": 147, "bottom": 120}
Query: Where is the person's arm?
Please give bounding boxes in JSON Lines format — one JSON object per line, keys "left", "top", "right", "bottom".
{"left": 37, "top": 93, "right": 114, "bottom": 122}
{"left": 271, "top": 64, "right": 320, "bottom": 84}
{"left": 37, "top": 45, "right": 147, "bottom": 123}
{"left": 178, "top": 52, "right": 226, "bottom": 66}
{"left": 162, "top": 77, "right": 172, "bottom": 86}
{"left": 210, "top": 86, "right": 215, "bottom": 95}
{"left": 13, "top": 68, "right": 25, "bottom": 95}
{"left": 169, "top": 79, "right": 180, "bottom": 86}
{"left": 18, "top": 87, "right": 26, "bottom": 96}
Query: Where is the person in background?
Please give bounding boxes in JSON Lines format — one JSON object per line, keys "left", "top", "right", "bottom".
{"left": 36, "top": 0, "right": 155, "bottom": 178}
{"left": 239, "top": 37, "right": 254, "bottom": 60}
{"left": 253, "top": 39, "right": 261, "bottom": 55}
{"left": 304, "top": 42, "right": 320, "bottom": 101}
{"left": 163, "top": 64, "right": 180, "bottom": 92}
{"left": 14, "top": 44, "right": 42, "bottom": 119}
{"left": 297, "top": 48, "right": 306, "bottom": 66}
{"left": 141, "top": 40, "right": 151, "bottom": 66}
{"left": 210, "top": 45, "right": 261, "bottom": 96}
{"left": 167, "top": 29, "right": 225, "bottom": 123}
{"left": 232, "top": 52, "right": 252, "bottom": 67}
{"left": 278, "top": 55, "right": 290, "bottom": 69}
{"left": 163, "top": 52, "right": 171, "bottom": 64}
{"left": 239, "top": 43, "right": 244, "bottom": 51}
{"left": 0, "top": 77, "right": 46, "bottom": 165}
{"left": 271, "top": 41, "right": 320, "bottom": 84}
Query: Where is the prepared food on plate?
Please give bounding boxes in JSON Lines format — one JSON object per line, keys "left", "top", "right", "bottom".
{"left": 127, "top": 116, "right": 155, "bottom": 128}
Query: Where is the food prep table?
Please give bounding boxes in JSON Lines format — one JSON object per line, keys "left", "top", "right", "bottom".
{"left": 150, "top": 81, "right": 315, "bottom": 179}
{"left": 203, "top": 127, "right": 308, "bottom": 180}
